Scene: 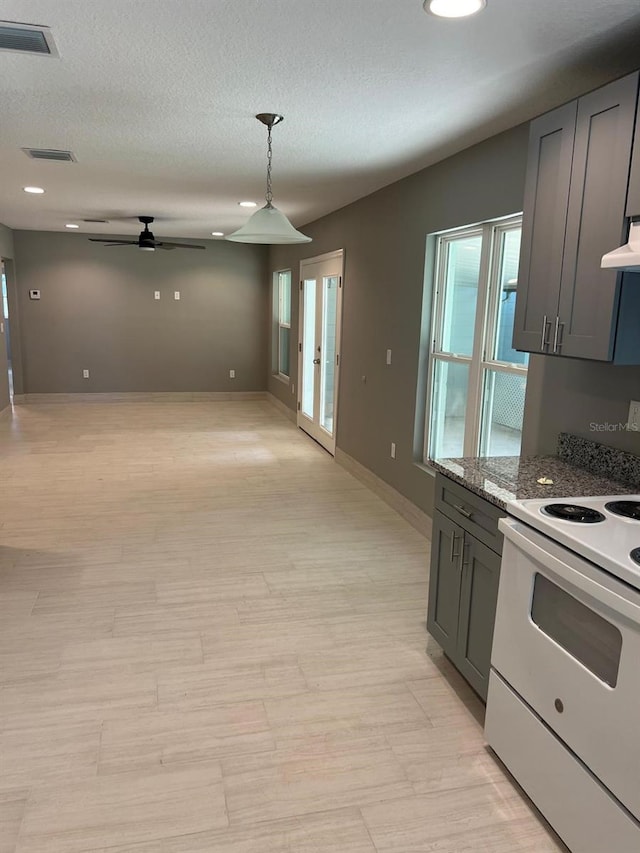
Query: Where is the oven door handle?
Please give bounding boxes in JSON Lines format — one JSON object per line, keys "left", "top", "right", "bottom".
{"left": 501, "top": 519, "right": 640, "bottom": 623}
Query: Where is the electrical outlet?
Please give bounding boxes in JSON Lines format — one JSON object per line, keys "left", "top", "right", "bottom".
{"left": 154, "top": 291, "right": 160, "bottom": 300}
{"left": 174, "top": 291, "right": 180, "bottom": 300}
{"left": 83, "top": 369, "right": 90, "bottom": 379}
{"left": 386, "top": 349, "right": 392, "bottom": 366}
{"left": 629, "top": 400, "right": 640, "bottom": 432}
{"left": 390, "top": 442, "right": 396, "bottom": 459}
{"left": 229, "top": 369, "right": 235, "bottom": 379}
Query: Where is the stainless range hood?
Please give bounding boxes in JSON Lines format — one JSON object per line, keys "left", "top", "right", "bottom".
{"left": 601, "top": 220, "right": 640, "bottom": 272}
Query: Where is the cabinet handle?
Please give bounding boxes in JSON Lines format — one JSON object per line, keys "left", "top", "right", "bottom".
{"left": 540, "top": 315, "right": 551, "bottom": 350}
{"left": 453, "top": 503, "right": 473, "bottom": 519}
{"left": 462, "top": 540, "right": 470, "bottom": 570}
{"left": 554, "top": 320, "right": 565, "bottom": 353}
{"left": 552, "top": 316, "right": 564, "bottom": 353}
{"left": 450, "top": 532, "right": 461, "bottom": 562}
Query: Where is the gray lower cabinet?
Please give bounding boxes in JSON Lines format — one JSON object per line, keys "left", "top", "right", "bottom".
{"left": 427, "top": 476, "right": 504, "bottom": 701}
{"left": 513, "top": 71, "right": 640, "bottom": 363}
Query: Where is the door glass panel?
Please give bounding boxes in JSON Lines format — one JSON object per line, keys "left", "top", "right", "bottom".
{"left": 440, "top": 235, "right": 482, "bottom": 357}
{"left": 429, "top": 359, "right": 470, "bottom": 459}
{"left": 301, "top": 278, "right": 316, "bottom": 418}
{"left": 531, "top": 573, "right": 622, "bottom": 687}
{"left": 320, "top": 276, "right": 338, "bottom": 434}
{"left": 479, "top": 368, "right": 526, "bottom": 457}
{"left": 491, "top": 228, "right": 528, "bottom": 366}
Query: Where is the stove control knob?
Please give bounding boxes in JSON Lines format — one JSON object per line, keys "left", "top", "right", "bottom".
{"left": 554, "top": 698, "right": 564, "bottom": 714}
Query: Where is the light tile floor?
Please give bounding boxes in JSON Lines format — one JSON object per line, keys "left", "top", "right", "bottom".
{"left": 0, "top": 401, "right": 565, "bottom": 852}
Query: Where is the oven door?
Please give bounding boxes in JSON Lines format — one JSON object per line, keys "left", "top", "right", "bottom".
{"left": 491, "top": 517, "right": 640, "bottom": 821}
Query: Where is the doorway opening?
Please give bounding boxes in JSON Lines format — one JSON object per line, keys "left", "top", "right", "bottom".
{"left": 297, "top": 250, "right": 344, "bottom": 455}
{"left": 1, "top": 260, "right": 13, "bottom": 400}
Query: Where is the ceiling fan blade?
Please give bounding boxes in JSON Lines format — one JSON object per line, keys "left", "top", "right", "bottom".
{"left": 156, "top": 242, "right": 206, "bottom": 250}
{"left": 88, "top": 238, "right": 137, "bottom": 245}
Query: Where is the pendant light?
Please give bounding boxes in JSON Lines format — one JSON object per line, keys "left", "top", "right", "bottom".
{"left": 226, "top": 113, "right": 312, "bottom": 244}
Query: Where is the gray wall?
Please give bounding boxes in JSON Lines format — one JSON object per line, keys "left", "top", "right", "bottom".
{"left": 0, "top": 223, "right": 14, "bottom": 258}
{"left": 13, "top": 231, "right": 269, "bottom": 394}
{"left": 269, "top": 123, "right": 530, "bottom": 517}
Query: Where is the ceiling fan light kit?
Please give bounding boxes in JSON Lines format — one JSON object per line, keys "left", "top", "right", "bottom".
{"left": 226, "top": 113, "right": 311, "bottom": 245}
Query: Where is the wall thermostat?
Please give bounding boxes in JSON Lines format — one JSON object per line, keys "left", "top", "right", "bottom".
{"left": 29, "top": 289, "right": 41, "bottom": 300}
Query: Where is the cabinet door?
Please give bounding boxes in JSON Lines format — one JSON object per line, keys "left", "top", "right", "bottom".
{"left": 512, "top": 102, "right": 576, "bottom": 354}
{"left": 456, "top": 534, "right": 501, "bottom": 701}
{"left": 558, "top": 73, "right": 639, "bottom": 360}
{"left": 427, "top": 510, "right": 463, "bottom": 659}
{"left": 626, "top": 83, "right": 640, "bottom": 217}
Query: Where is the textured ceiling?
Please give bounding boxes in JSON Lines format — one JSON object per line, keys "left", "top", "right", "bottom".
{"left": 1, "top": 0, "right": 640, "bottom": 240}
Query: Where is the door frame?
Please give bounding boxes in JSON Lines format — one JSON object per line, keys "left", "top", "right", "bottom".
{"left": 297, "top": 249, "right": 344, "bottom": 455}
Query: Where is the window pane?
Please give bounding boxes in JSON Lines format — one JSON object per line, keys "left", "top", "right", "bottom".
{"left": 479, "top": 368, "right": 526, "bottom": 456}
{"left": 440, "top": 235, "right": 482, "bottom": 357}
{"left": 279, "top": 271, "right": 291, "bottom": 325}
{"left": 279, "top": 326, "right": 290, "bottom": 377}
{"left": 492, "top": 228, "right": 528, "bottom": 366}
{"left": 429, "top": 359, "right": 470, "bottom": 459}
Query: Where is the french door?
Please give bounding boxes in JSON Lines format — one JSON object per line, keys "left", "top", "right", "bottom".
{"left": 297, "top": 250, "right": 344, "bottom": 455}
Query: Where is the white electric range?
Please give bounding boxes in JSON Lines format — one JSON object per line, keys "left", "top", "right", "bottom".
{"left": 485, "top": 494, "right": 640, "bottom": 853}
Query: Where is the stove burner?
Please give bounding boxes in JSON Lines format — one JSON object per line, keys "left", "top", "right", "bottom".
{"left": 632, "top": 548, "right": 640, "bottom": 566}
{"left": 542, "top": 503, "right": 606, "bottom": 523}
{"left": 605, "top": 501, "right": 640, "bottom": 521}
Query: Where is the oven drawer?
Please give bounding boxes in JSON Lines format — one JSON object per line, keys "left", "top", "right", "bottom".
{"left": 485, "top": 670, "right": 640, "bottom": 853}
{"left": 492, "top": 519, "right": 640, "bottom": 822}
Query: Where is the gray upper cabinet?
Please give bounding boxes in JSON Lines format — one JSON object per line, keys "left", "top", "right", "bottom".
{"left": 513, "top": 72, "right": 640, "bottom": 363}
{"left": 627, "top": 88, "right": 640, "bottom": 217}
{"left": 513, "top": 102, "right": 576, "bottom": 354}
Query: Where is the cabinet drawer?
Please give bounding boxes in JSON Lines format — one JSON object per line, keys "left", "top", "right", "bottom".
{"left": 434, "top": 475, "right": 505, "bottom": 555}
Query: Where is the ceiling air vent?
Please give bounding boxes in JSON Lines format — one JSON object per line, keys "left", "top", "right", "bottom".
{"left": 0, "top": 22, "right": 58, "bottom": 56}
{"left": 23, "top": 148, "right": 76, "bottom": 162}
{"left": 83, "top": 219, "right": 109, "bottom": 224}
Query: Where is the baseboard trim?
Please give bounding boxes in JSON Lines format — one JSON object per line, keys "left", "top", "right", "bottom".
{"left": 266, "top": 393, "right": 297, "bottom": 423}
{"left": 336, "top": 448, "right": 432, "bottom": 540}
{"left": 13, "top": 391, "right": 268, "bottom": 404}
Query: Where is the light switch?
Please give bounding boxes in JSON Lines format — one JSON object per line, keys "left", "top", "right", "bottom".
{"left": 229, "top": 369, "right": 235, "bottom": 379}
{"left": 154, "top": 291, "right": 160, "bottom": 300}
{"left": 386, "top": 349, "right": 392, "bottom": 365}
{"left": 174, "top": 291, "right": 180, "bottom": 300}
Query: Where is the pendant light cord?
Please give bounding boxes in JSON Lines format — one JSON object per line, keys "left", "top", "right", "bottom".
{"left": 265, "top": 123, "right": 274, "bottom": 207}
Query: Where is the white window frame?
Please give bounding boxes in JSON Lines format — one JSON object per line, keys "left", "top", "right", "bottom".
{"left": 424, "top": 215, "right": 526, "bottom": 462}
{"left": 273, "top": 269, "right": 292, "bottom": 381}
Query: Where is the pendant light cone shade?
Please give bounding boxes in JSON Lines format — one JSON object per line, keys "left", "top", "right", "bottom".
{"left": 226, "top": 113, "right": 312, "bottom": 244}
{"left": 226, "top": 202, "right": 311, "bottom": 244}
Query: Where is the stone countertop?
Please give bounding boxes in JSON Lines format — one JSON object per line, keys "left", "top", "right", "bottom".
{"left": 429, "top": 455, "right": 638, "bottom": 511}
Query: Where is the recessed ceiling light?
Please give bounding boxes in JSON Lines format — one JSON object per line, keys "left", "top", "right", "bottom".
{"left": 425, "top": 0, "right": 486, "bottom": 18}
{"left": 239, "top": 201, "right": 257, "bottom": 208}
{"left": 65, "top": 223, "right": 79, "bottom": 229}
{"left": 211, "top": 231, "right": 224, "bottom": 237}
{"left": 23, "top": 185, "right": 45, "bottom": 194}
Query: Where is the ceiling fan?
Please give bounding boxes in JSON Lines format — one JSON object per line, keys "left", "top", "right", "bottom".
{"left": 89, "top": 216, "right": 205, "bottom": 251}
